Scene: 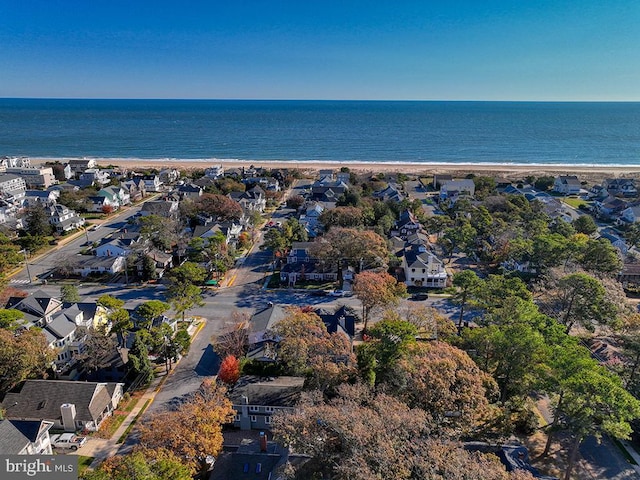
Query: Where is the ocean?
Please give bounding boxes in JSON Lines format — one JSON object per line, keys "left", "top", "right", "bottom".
{"left": 1, "top": 99, "right": 639, "bottom": 166}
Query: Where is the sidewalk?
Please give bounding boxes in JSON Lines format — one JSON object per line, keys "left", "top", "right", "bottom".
{"left": 76, "top": 318, "right": 207, "bottom": 468}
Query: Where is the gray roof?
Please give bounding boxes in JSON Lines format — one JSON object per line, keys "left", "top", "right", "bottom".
{"left": 229, "top": 376, "right": 305, "bottom": 407}
{"left": 250, "top": 305, "right": 288, "bottom": 335}
{"left": 0, "top": 420, "right": 33, "bottom": 454}
{"left": 47, "top": 313, "right": 78, "bottom": 339}
{"left": 1, "top": 380, "right": 120, "bottom": 424}
{"left": 5, "top": 290, "right": 62, "bottom": 318}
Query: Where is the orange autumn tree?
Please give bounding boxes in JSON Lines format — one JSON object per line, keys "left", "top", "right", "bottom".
{"left": 138, "top": 378, "right": 235, "bottom": 475}
{"left": 218, "top": 355, "right": 241, "bottom": 385}
{"left": 353, "top": 271, "right": 406, "bottom": 331}
{"left": 271, "top": 308, "right": 357, "bottom": 392}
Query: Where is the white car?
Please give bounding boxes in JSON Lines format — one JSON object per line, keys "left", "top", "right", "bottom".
{"left": 50, "top": 433, "right": 87, "bottom": 450}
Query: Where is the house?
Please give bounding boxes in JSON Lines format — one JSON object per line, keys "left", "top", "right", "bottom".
{"left": 87, "top": 195, "right": 117, "bottom": 213}
{"left": 1, "top": 380, "right": 124, "bottom": 432}
{"left": 395, "top": 209, "right": 421, "bottom": 239}
{"left": 80, "top": 168, "right": 110, "bottom": 186}
{"left": 620, "top": 205, "right": 640, "bottom": 224}
{"left": 373, "top": 183, "right": 405, "bottom": 202}
{"left": 402, "top": 243, "right": 448, "bottom": 288}
{"left": 0, "top": 419, "right": 54, "bottom": 455}
{"left": 0, "top": 173, "right": 27, "bottom": 201}
{"left": 229, "top": 376, "right": 305, "bottom": 430}
{"left": 95, "top": 232, "right": 143, "bottom": 257}
{"left": 71, "top": 255, "right": 126, "bottom": 277}
{"left": 604, "top": 178, "right": 638, "bottom": 198}
{"left": 5, "top": 289, "right": 63, "bottom": 323}
{"left": 0, "top": 156, "right": 30, "bottom": 169}
{"left": 619, "top": 262, "right": 640, "bottom": 286}
{"left": 24, "top": 189, "right": 60, "bottom": 205}
{"left": 68, "top": 158, "right": 96, "bottom": 175}
{"left": 280, "top": 261, "right": 339, "bottom": 285}
{"left": 439, "top": 179, "right": 475, "bottom": 200}
{"left": 158, "top": 168, "right": 180, "bottom": 184}
{"left": 139, "top": 199, "right": 179, "bottom": 218}
{"left": 314, "top": 305, "right": 357, "bottom": 338}
{"left": 432, "top": 174, "right": 453, "bottom": 189}
{"left": 246, "top": 304, "right": 289, "bottom": 363}
{"left": 138, "top": 249, "right": 173, "bottom": 278}
{"left": 287, "top": 242, "right": 314, "bottom": 264}
{"left": 229, "top": 186, "right": 267, "bottom": 213}
{"left": 193, "top": 221, "right": 242, "bottom": 246}
{"left": 593, "top": 196, "right": 628, "bottom": 219}
{"left": 177, "top": 183, "right": 203, "bottom": 200}
{"left": 210, "top": 432, "right": 306, "bottom": 480}
{"left": 0, "top": 198, "right": 19, "bottom": 226}
{"left": 205, "top": 165, "right": 224, "bottom": 179}
{"left": 47, "top": 204, "right": 85, "bottom": 233}
{"left": 242, "top": 176, "right": 281, "bottom": 192}
{"left": 6, "top": 166, "right": 57, "bottom": 189}
{"left": 133, "top": 174, "right": 162, "bottom": 192}
{"left": 553, "top": 175, "right": 581, "bottom": 195}
{"left": 121, "top": 178, "right": 147, "bottom": 202}
{"left": 588, "top": 184, "right": 608, "bottom": 200}
{"left": 98, "top": 186, "right": 130, "bottom": 207}
{"left": 311, "top": 177, "right": 349, "bottom": 202}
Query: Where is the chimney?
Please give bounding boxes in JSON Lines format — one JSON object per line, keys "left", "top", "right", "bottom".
{"left": 259, "top": 431, "right": 267, "bottom": 452}
{"left": 60, "top": 403, "right": 77, "bottom": 432}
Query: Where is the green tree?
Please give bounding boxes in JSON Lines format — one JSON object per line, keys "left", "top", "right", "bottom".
{"left": 97, "top": 294, "right": 124, "bottom": 310}
{"left": 0, "top": 309, "right": 24, "bottom": 330}
{"left": 136, "top": 300, "right": 170, "bottom": 329}
{"left": 547, "top": 272, "right": 617, "bottom": 334}
{"left": 75, "top": 325, "right": 118, "bottom": 374}
{"left": 23, "top": 203, "right": 53, "bottom": 237}
{"left": 571, "top": 214, "right": 598, "bottom": 235}
{"left": 561, "top": 367, "right": 640, "bottom": 480}
{"left": 169, "top": 284, "right": 204, "bottom": 322}
{"left": 534, "top": 176, "right": 555, "bottom": 191}
{"left": 60, "top": 284, "right": 81, "bottom": 303}
{"left": 580, "top": 238, "right": 622, "bottom": 275}
{"left": 452, "top": 270, "right": 482, "bottom": 329}
{"left": 109, "top": 308, "right": 132, "bottom": 347}
{"left": 128, "top": 333, "right": 154, "bottom": 385}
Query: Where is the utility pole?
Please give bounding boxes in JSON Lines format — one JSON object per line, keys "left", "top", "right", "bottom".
{"left": 21, "top": 249, "right": 32, "bottom": 284}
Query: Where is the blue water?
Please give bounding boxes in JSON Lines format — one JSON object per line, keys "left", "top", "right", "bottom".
{"left": 1, "top": 99, "right": 639, "bottom": 165}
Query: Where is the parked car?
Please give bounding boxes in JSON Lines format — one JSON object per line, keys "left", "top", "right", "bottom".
{"left": 410, "top": 293, "right": 429, "bottom": 301}
{"left": 329, "top": 290, "right": 345, "bottom": 297}
{"left": 50, "top": 433, "right": 87, "bottom": 450}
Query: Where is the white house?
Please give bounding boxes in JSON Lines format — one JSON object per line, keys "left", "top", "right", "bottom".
{"left": 134, "top": 174, "right": 163, "bottom": 192}
{"left": 95, "top": 233, "right": 142, "bottom": 257}
{"left": 47, "top": 204, "right": 85, "bottom": 233}
{"left": 80, "top": 168, "right": 110, "bottom": 186}
{"left": 71, "top": 255, "right": 125, "bottom": 277}
{"left": 205, "top": 165, "right": 224, "bottom": 179}
{"left": 0, "top": 419, "right": 54, "bottom": 455}
{"left": 553, "top": 175, "right": 581, "bottom": 195}
{"left": 6, "top": 166, "right": 57, "bottom": 189}
{"left": 402, "top": 244, "right": 448, "bottom": 288}
{"left": 439, "top": 179, "right": 475, "bottom": 200}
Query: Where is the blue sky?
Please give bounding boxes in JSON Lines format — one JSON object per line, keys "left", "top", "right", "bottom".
{"left": 1, "top": 0, "right": 639, "bottom": 100}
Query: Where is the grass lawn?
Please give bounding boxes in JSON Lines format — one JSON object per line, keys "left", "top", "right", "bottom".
{"left": 78, "top": 456, "right": 94, "bottom": 476}
{"left": 561, "top": 197, "right": 589, "bottom": 209}
{"left": 93, "top": 395, "right": 140, "bottom": 439}
{"left": 117, "top": 399, "right": 151, "bottom": 444}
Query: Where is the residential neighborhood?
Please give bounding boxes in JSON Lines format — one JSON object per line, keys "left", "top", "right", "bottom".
{"left": 2, "top": 158, "right": 640, "bottom": 479}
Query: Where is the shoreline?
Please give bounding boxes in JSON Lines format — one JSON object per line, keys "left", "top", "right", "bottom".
{"left": 29, "top": 156, "right": 640, "bottom": 178}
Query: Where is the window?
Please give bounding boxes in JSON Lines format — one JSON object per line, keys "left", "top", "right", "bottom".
{"left": 265, "top": 406, "right": 274, "bottom": 413}
{"left": 234, "top": 415, "right": 240, "bottom": 422}
{"left": 249, "top": 406, "right": 260, "bottom": 412}
{"left": 411, "top": 268, "right": 415, "bottom": 272}
{"left": 250, "top": 415, "right": 257, "bottom": 423}
{"left": 265, "top": 416, "right": 272, "bottom": 424}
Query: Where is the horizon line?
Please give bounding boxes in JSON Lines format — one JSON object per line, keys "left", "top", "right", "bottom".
{"left": 2, "top": 97, "right": 640, "bottom": 103}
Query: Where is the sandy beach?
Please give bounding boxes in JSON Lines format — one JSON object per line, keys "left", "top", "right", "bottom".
{"left": 30, "top": 157, "right": 640, "bottom": 182}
